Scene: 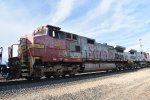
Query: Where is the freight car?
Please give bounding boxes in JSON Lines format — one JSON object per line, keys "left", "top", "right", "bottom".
{"left": 0, "top": 25, "right": 150, "bottom": 80}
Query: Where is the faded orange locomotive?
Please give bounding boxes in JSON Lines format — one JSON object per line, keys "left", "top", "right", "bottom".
{"left": 1, "top": 25, "right": 150, "bottom": 80}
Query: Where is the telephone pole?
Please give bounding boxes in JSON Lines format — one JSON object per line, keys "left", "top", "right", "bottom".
{"left": 139, "top": 39, "right": 143, "bottom": 52}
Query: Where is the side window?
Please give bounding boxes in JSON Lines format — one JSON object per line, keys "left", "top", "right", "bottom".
{"left": 75, "top": 45, "right": 81, "bottom": 52}
{"left": 52, "top": 31, "right": 59, "bottom": 38}
{"left": 130, "top": 52, "right": 134, "bottom": 54}
{"left": 51, "top": 31, "right": 65, "bottom": 39}
{"left": 48, "top": 29, "right": 53, "bottom": 37}
{"left": 87, "top": 39, "right": 95, "bottom": 44}
{"left": 72, "top": 34, "right": 78, "bottom": 40}
{"left": 66, "top": 33, "right": 71, "bottom": 39}
{"left": 59, "top": 32, "right": 65, "bottom": 39}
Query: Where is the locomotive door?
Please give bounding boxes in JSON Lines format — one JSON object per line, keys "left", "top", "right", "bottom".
{"left": 66, "top": 40, "right": 81, "bottom": 59}
{"left": 65, "top": 33, "right": 81, "bottom": 62}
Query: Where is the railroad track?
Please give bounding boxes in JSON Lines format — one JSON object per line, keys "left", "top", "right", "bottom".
{"left": 0, "top": 67, "right": 145, "bottom": 88}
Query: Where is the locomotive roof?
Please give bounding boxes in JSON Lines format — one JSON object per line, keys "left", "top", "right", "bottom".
{"left": 45, "top": 25, "right": 96, "bottom": 41}
{"left": 114, "top": 45, "right": 126, "bottom": 52}
{"left": 115, "top": 45, "right": 126, "bottom": 49}
{"left": 129, "top": 49, "right": 137, "bottom": 53}
{"left": 46, "top": 25, "right": 61, "bottom": 30}
{"left": 37, "top": 25, "right": 120, "bottom": 48}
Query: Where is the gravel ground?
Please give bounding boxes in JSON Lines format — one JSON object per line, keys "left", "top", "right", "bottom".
{"left": 0, "top": 68, "right": 150, "bottom": 100}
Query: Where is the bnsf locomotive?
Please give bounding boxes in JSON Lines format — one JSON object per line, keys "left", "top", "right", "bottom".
{"left": 0, "top": 25, "right": 150, "bottom": 80}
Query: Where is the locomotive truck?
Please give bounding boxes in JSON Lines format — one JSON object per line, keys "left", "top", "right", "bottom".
{"left": 0, "top": 25, "right": 150, "bottom": 80}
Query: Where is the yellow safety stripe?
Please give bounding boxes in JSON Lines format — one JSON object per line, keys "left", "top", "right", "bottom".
{"left": 20, "top": 44, "right": 44, "bottom": 50}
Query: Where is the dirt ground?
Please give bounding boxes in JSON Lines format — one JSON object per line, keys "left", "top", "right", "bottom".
{"left": 0, "top": 68, "right": 150, "bottom": 100}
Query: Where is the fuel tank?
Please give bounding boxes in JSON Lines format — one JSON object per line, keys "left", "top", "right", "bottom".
{"left": 83, "top": 63, "right": 116, "bottom": 72}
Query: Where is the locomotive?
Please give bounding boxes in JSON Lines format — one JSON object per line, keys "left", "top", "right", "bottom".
{"left": 0, "top": 25, "right": 150, "bottom": 80}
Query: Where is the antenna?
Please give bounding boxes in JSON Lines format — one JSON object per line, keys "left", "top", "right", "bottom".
{"left": 139, "top": 39, "right": 143, "bottom": 52}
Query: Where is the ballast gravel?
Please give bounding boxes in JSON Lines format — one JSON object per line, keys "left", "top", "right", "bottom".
{"left": 0, "top": 68, "right": 150, "bottom": 100}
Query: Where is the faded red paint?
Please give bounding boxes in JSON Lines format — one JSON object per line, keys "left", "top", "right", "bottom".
{"left": 21, "top": 35, "right": 34, "bottom": 44}
{"left": 144, "top": 52, "right": 148, "bottom": 59}
{"left": 28, "top": 48, "right": 64, "bottom": 62}
{"left": 23, "top": 35, "right": 67, "bottom": 62}
{"left": 34, "top": 35, "right": 66, "bottom": 49}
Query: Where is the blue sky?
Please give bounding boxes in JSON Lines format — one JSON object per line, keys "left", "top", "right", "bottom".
{"left": 0, "top": 0, "right": 150, "bottom": 62}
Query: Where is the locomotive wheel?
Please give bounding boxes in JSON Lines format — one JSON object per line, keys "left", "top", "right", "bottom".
{"left": 62, "top": 73, "right": 66, "bottom": 77}
{"left": 69, "top": 67, "right": 78, "bottom": 76}
{"left": 33, "top": 77, "right": 41, "bottom": 80}
{"left": 106, "top": 70, "right": 109, "bottom": 72}
{"left": 69, "top": 72, "right": 76, "bottom": 76}
{"left": 25, "top": 77, "right": 32, "bottom": 81}
{"left": 70, "top": 74, "right": 75, "bottom": 77}
{"left": 112, "top": 69, "right": 115, "bottom": 72}
{"left": 45, "top": 73, "right": 52, "bottom": 78}
{"left": 53, "top": 69, "right": 63, "bottom": 78}
{"left": 122, "top": 67, "right": 125, "bottom": 70}
{"left": 119, "top": 67, "right": 122, "bottom": 71}
{"left": 53, "top": 75, "right": 60, "bottom": 78}
{"left": 45, "top": 75, "right": 51, "bottom": 78}
{"left": 115, "top": 67, "right": 119, "bottom": 72}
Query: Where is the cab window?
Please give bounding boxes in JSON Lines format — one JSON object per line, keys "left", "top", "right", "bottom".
{"left": 52, "top": 31, "right": 65, "bottom": 39}
{"left": 53, "top": 31, "right": 59, "bottom": 38}
{"left": 48, "top": 29, "right": 53, "bottom": 37}
{"left": 87, "top": 39, "right": 95, "bottom": 44}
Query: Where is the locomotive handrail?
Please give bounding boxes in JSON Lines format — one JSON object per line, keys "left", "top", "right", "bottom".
{"left": 8, "top": 44, "right": 19, "bottom": 59}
